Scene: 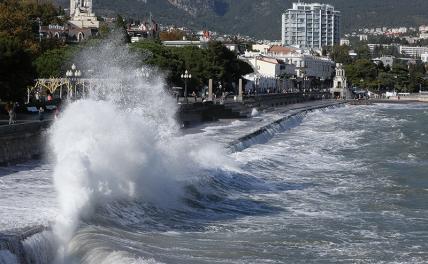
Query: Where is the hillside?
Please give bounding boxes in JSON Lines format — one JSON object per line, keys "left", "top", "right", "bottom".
{"left": 57, "top": 0, "right": 428, "bottom": 39}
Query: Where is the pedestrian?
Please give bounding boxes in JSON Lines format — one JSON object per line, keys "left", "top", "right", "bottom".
{"left": 192, "top": 91, "right": 197, "bottom": 102}
{"left": 8, "top": 108, "right": 14, "bottom": 125}
{"left": 38, "top": 107, "right": 44, "bottom": 121}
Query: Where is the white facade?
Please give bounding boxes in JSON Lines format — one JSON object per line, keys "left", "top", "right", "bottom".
{"left": 271, "top": 53, "right": 335, "bottom": 80}
{"left": 247, "top": 57, "right": 296, "bottom": 78}
{"left": 281, "top": 2, "right": 340, "bottom": 49}
{"left": 340, "top": 38, "right": 350, "bottom": 46}
{"left": 252, "top": 44, "right": 271, "bottom": 54}
{"left": 419, "top": 25, "right": 428, "bottom": 33}
{"left": 372, "top": 56, "right": 394, "bottom": 67}
{"left": 69, "top": 0, "right": 99, "bottom": 29}
{"left": 330, "top": 63, "right": 350, "bottom": 98}
{"left": 400, "top": 46, "right": 428, "bottom": 58}
{"left": 421, "top": 53, "right": 428, "bottom": 63}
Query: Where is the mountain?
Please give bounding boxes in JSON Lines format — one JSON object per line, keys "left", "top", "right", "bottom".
{"left": 56, "top": 0, "right": 428, "bottom": 39}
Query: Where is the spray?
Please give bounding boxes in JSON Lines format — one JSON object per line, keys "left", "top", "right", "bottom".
{"left": 49, "top": 34, "right": 234, "bottom": 262}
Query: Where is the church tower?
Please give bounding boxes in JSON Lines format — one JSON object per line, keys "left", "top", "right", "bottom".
{"left": 330, "top": 63, "right": 350, "bottom": 99}
{"left": 69, "top": 0, "right": 99, "bottom": 30}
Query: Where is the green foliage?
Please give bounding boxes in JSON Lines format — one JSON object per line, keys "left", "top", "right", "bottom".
{"left": 0, "top": 36, "right": 34, "bottom": 101}
{"left": 132, "top": 40, "right": 253, "bottom": 91}
{"left": 33, "top": 45, "right": 79, "bottom": 78}
{"left": 0, "top": 0, "right": 63, "bottom": 54}
{"left": 345, "top": 59, "right": 378, "bottom": 87}
{"left": 329, "top": 45, "right": 352, "bottom": 65}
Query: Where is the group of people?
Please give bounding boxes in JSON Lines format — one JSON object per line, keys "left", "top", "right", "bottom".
{"left": 3, "top": 102, "right": 63, "bottom": 125}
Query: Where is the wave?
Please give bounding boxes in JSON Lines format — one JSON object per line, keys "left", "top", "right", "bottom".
{"left": 48, "top": 34, "right": 238, "bottom": 262}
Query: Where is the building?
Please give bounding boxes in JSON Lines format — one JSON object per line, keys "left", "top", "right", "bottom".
{"left": 127, "top": 17, "right": 159, "bottom": 43}
{"left": 252, "top": 44, "right": 272, "bottom": 54}
{"left": 69, "top": 0, "right": 99, "bottom": 29}
{"left": 281, "top": 2, "right": 340, "bottom": 49}
{"left": 421, "top": 53, "right": 428, "bottom": 63}
{"left": 340, "top": 38, "right": 350, "bottom": 46}
{"left": 162, "top": 40, "right": 208, "bottom": 49}
{"left": 372, "top": 56, "right": 394, "bottom": 67}
{"left": 247, "top": 56, "right": 296, "bottom": 78}
{"left": 367, "top": 44, "right": 397, "bottom": 53}
{"left": 330, "top": 63, "right": 351, "bottom": 98}
{"left": 399, "top": 46, "right": 428, "bottom": 58}
{"left": 39, "top": 0, "right": 100, "bottom": 43}
{"left": 267, "top": 46, "right": 335, "bottom": 80}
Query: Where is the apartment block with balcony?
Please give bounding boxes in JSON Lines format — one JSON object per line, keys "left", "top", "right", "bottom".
{"left": 281, "top": 2, "right": 340, "bottom": 49}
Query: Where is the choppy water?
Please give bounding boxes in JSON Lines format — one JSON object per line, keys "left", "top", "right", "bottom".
{"left": 1, "top": 103, "right": 428, "bottom": 264}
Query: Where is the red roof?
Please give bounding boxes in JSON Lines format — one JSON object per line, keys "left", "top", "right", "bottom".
{"left": 268, "top": 45, "right": 297, "bottom": 55}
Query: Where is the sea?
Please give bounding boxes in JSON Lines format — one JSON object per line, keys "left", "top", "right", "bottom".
{"left": 1, "top": 102, "right": 427, "bottom": 264}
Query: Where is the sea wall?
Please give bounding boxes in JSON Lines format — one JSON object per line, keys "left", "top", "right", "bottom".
{"left": 0, "top": 121, "right": 50, "bottom": 166}
{"left": 229, "top": 101, "right": 346, "bottom": 152}
{"left": 389, "top": 95, "right": 428, "bottom": 102}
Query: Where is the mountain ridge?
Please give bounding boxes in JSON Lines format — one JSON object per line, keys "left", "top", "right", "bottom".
{"left": 57, "top": 0, "right": 428, "bottom": 39}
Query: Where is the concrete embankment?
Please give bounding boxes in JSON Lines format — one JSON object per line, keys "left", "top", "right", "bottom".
{"left": 229, "top": 100, "right": 347, "bottom": 151}
{"left": 0, "top": 226, "right": 50, "bottom": 264}
{"left": 389, "top": 95, "right": 428, "bottom": 102}
{"left": 0, "top": 121, "right": 50, "bottom": 166}
{"left": 178, "top": 93, "right": 330, "bottom": 127}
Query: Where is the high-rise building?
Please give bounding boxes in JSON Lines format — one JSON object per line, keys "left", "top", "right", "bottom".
{"left": 281, "top": 2, "right": 340, "bottom": 49}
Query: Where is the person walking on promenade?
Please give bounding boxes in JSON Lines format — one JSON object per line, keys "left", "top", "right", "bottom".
{"left": 38, "top": 107, "right": 44, "bottom": 121}
{"left": 8, "top": 107, "right": 14, "bottom": 125}
{"left": 192, "top": 91, "right": 197, "bottom": 102}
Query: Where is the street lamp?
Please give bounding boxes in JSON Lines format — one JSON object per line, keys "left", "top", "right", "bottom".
{"left": 181, "top": 70, "right": 191, "bottom": 103}
{"left": 303, "top": 76, "right": 309, "bottom": 92}
{"left": 66, "top": 64, "right": 82, "bottom": 99}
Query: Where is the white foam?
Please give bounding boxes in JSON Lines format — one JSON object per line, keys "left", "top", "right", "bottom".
{"left": 49, "top": 34, "right": 234, "bottom": 259}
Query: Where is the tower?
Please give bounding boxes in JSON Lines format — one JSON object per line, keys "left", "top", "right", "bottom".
{"left": 70, "top": 0, "right": 93, "bottom": 18}
{"left": 69, "top": 0, "right": 99, "bottom": 30}
{"left": 331, "top": 63, "right": 349, "bottom": 99}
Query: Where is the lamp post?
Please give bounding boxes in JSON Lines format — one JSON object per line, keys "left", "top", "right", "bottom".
{"left": 181, "top": 70, "right": 191, "bottom": 103}
{"left": 303, "top": 76, "right": 309, "bottom": 93}
{"left": 66, "top": 64, "right": 82, "bottom": 99}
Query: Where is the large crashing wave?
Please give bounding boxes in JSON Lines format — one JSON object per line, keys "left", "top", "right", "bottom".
{"left": 49, "top": 34, "right": 234, "bottom": 262}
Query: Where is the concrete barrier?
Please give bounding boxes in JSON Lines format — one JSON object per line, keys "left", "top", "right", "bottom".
{"left": 0, "top": 121, "right": 51, "bottom": 166}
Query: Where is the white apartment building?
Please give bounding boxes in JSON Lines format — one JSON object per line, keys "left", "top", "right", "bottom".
{"left": 400, "top": 46, "right": 428, "bottom": 58}
{"left": 281, "top": 2, "right": 340, "bottom": 49}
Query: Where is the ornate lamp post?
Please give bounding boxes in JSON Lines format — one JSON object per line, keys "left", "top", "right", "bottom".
{"left": 66, "top": 64, "right": 82, "bottom": 99}
{"left": 181, "top": 70, "right": 192, "bottom": 103}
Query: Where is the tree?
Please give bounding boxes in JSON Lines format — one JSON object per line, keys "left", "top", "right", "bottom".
{"left": 0, "top": 0, "right": 63, "bottom": 54}
{"left": 0, "top": 36, "right": 34, "bottom": 101}
{"left": 345, "top": 59, "right": 378, "bottom": 87}
{"left": 329, "top": 45, "right": 352, "bottom": 65}
{"left": 33, "top": 46, "right": 78, "bottom": 78}
{"left": 355, "top": 44, "right": 372, "bottom": 60}
{"left": 131, "top": 40, "right": 253, "bottom": 91}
